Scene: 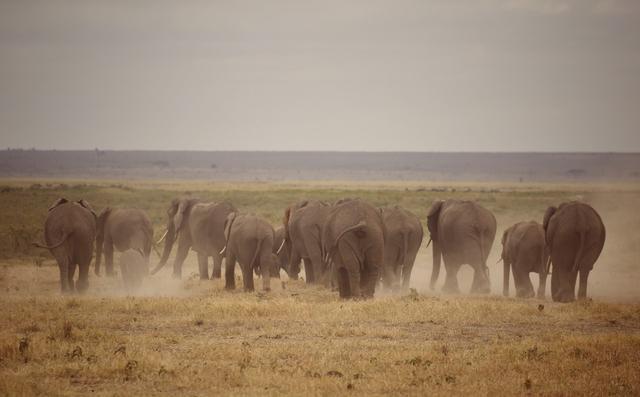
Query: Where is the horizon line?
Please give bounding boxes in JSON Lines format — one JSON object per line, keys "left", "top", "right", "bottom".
{"left": 3, "top": 148, "right": 640, "bottom": 155}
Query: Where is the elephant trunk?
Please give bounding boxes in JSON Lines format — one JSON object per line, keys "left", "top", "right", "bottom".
{"left": 503, "top": 260, "right": 510, "bottom": 297}
{"left": 151, "top": 221, "right": 176, "bottom": 275}
{"left": 429, "top": 239, "right": 441, "bottom": 290}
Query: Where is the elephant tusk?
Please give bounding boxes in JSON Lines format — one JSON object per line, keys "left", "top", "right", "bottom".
{"left": 219, "top": 246, "right": 227, "bottom": 256}
{"left": 156, "top": 229, "right": 168, "bottom": 245}
{"left": 276, "top": 239, "right": 286, "bottom": 255}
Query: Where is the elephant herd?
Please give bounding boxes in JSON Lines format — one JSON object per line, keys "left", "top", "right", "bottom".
{"left": 33, "top": 196, "right": 606, "bottom": 303}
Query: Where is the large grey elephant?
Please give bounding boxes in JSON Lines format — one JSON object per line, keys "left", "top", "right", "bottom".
{"left": 33, "top": 198, "right": 96, "bottom": 293}
{"left": 220, "top": 213, "right": 276, "bottom": 292}
{"left": 95, "top": 207, "right": 153, "bottom": 278}
{"left": 543, "top": 201, "right": 605, "bottom": 302}
{"left": 427, "top": 200, "right": 496, "bottom": 294}
{"left": 322, "top": 199, "right": 385, "bottom": 299}
{"left": 501, "top": 221, "right": 548, "bottom": 299}
{"left": 282, "top": 200, "right": 330, "bottom": 283}
{"left": 380, "top": 206, "right": 423, "bottom": 290}
{"left": 152, "top": 198, "right": 237, "bottom": 279}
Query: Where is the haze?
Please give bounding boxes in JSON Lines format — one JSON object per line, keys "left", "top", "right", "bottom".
{"left": 1, "top": 0, "right": 639, "bottom": 152}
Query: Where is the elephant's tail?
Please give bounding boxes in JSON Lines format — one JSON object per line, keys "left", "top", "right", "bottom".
{"left": 32, "top": 231, "right": 72, "bottom": 250}
{"left": 572, "top": 229, "right": 586, "bottom": 273}
{"left": 324, "top": 221, "right": 367, "bottom": 263}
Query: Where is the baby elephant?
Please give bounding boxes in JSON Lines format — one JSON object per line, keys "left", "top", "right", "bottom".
{"left": 501, "top": 221, "right": 548, "bottom": 299}
{"left": 220, "top": 213, "right": 276, "bottom": 292}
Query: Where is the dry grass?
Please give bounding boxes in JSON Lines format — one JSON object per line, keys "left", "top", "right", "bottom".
{"left": 1, "top": 179, "right": 639, "bottom": 396}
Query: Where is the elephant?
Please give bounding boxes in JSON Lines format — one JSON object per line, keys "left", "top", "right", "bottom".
{"left": 220, "top": 213, "right": 276, "bottom": 292}
{"left": 281, "top": 200, "right": 328, "bottom": 283}
{"left": 321, "top": 199, "right": 385, "bottom": 299}
{"left": 500, "top": 221, "right": 548, "bottom": 299}
{"left": 33, "top": 198, "right": 96, "bottom": 294}
{"left": 95, "top": 207, "right": 153, "bottom": 281}
{"left": 151, "top": 198, "right": 237, "bottom": 280}
{"left": 379, "top": 206, "right": 423, "bottom": 290}
{"left": 543, "top": 201, "right": 605, "bottom": 302}
{"left": 427, "top": 200, "right": 496, "bottom": 294}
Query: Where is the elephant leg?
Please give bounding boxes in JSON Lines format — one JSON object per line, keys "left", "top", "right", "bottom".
{"left": 552, "top": 267, "right": 576, "bottom": 303}
{"left": 537, "top": 271, "right": 548, "bottom": 299}
{"left": 76, "top": 263, "right": 89, "bottom": 293}
{"left": 381, "top": 263, "right": 395, "bottom": 289}
{"left": 362, "top": 245, "right": 382, "bottom": 298}
{"left": 53, "top": 250, "right": 72, "bottom": 293}
{"left": 401, "top": 262, "right": 414, "bottom": 290}
{"left": 310, "top": 254, "right": 326, "bottom": 285}
{"left": 104, "top": 242, "right": 115, "bottom": 277}
{"left": 302, "top": 257, "right": 315, "bottom": 283}
{"left": 242, "top": 265, "right": 255, "bottom": 292}
{"left": 442, "top": 264, "right": 460, "bottom": 294}
{"left": 338, "top": 244, "right": 362, "bottom": 298}
{"left": 121, "top": 261, "right": 131, "bottom": 292}
{"left": 577, "top": 269, "right": 589, "bottom": 300}
{"left": 172, "top": 242, "right": 190, "bottom": 279}
{"left": 347, "top": 268, "right": 361, "bottom": 299}
{"left": 470, "top": 264, "right": 491, "bottom": 294}
{"left": 336, "top": 267, "right": 350, "bottom": 298}
{"left": 503, "top": 261, "right": 511, "bottom": 297}
{"left": 211, "top": 252, "right": 222, "bottom": 279}
{"left": 565, "top": 270, "right": 578, "bottom": 302}
{"left": 261, "top": 257, "right": 272, "bottom": 292}
{"left": 67, "top": 262, "right": 77, "bottom": 292}
{"left": 197, "top": 252, "right": 209, "bottom": 280}
{"left": 550, "top": 266, "right": 562, "bottom": 302}
{"left": 361, "top": 263, "right": 378, "bottom": 299}
{"left": 224, "top": 254, "right": 237, "bottom": 290}
{"left": 512, "top": 266, "right": 532, "bottom": 298}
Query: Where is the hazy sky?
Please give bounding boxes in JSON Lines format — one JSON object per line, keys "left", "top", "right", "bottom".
{"left": 1, "top": 0, "right": 639, "bottom": 151}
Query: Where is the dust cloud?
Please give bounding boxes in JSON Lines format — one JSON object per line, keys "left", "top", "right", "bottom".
{"left": 408, "top": 189, "right": 640, "bottom": 302}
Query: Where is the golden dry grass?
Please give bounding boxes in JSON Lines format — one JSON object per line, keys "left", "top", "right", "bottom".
{"left": 1, "top": 179, "right": 639, "bottom": 396}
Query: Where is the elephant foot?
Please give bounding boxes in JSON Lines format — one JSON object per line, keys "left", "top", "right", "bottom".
{"left": 211, "top": 272, "right": 222, "bottom": 279}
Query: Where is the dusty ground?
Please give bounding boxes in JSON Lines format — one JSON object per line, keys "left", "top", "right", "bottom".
{"left": 1, "top": 180, "right": 639, "bottom": 396}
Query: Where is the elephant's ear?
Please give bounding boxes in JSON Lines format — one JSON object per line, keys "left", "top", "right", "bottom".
{"left": 76, "top": 199, "right": 97, "bottom": 217}
{"left": 167, "top": 198, "right": 180, "bottom": 217}
{"left": 426, "top": 200, "right": 444, "bottom": 238}
{"left": 48, "top": 198, "right": 68, "bottom": 212}
{"left": 543, "top": 206, "right": 557, "bottom": 233}
{"left": 173, "top": 199, "right": 192, "bottom": 232}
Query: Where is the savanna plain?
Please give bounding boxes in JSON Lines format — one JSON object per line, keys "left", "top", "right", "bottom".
{"left": 1, "top": 179, "right": 639, "bottom": 396}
